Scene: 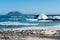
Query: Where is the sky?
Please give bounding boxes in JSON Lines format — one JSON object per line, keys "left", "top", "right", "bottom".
{"left": 0, "top": 0, "right": 60, "bottom": 14}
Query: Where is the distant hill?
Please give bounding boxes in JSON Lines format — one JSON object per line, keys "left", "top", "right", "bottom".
{"left": 7, "top": 11, "right": 22, "bottom": 16}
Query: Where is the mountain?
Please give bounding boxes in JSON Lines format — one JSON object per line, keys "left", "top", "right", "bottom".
{"left": 7, "top": 11, "right": 22, "bottom": 16}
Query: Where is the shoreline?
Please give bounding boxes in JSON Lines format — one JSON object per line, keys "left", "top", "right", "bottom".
{"left": 3, "top": 26, "right": 60, "bottom": 31}
{"left": 0, "top": 27, "right": 60, "bottom": 40}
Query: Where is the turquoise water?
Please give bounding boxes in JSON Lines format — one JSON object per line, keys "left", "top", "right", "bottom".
{"left": 0, "top": 14, "right": 60, "bottom": 30}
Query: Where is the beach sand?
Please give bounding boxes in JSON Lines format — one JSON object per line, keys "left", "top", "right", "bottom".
{"left": 19, "top": 36, "right": 59, "bottom": 40}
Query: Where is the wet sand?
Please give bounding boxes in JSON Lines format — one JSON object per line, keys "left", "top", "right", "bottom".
{"left": 20, "top": 36, "right": 60, "bottom": 40}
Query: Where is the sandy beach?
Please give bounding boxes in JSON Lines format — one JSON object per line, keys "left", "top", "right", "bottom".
{"left": 0, "top": 28, "right": 60, "bottom": 40}
{"left": 19, "top": 36, "right": 59, "bottom": 40}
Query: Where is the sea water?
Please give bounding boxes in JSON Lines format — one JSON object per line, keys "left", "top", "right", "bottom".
{"left": 0, "top": 14, "right": 60, "bottom": 31}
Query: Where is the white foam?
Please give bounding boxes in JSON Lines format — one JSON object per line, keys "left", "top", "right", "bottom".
{"left": 3, "top": 25, "right": 60, "bottom": 31}
{"left": 38, "top": 14, "right": 48, "bottom": 19}
{"left": 53, "top": 16, "right": 60, "bottom": 19}
{"left": 26, "top": 19, "right": 38, "bottom": 21}
{"left": 0, "top": 21, "right": 38, "bottom": 25}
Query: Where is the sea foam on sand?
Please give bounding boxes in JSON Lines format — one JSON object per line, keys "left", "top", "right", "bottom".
{"left": 3, "top": 25, "right": 60, "bottom": 31}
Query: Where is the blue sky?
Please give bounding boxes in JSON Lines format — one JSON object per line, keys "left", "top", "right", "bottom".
{"left": 0, "top": 0, "right": 60, "bottom": 14}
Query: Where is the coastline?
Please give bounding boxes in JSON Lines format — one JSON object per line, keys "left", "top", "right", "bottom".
{"left": 3, "top": 26, "right": 60, "bottom": 31}
{"left": 0, "top": 27, "right": 60, "bottom": 40}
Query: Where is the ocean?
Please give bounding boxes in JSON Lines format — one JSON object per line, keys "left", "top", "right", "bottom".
{"left": 0, "top": 14, "right": 60, "bottom": 31}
